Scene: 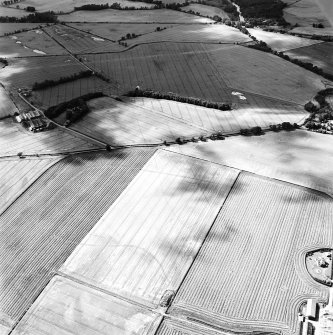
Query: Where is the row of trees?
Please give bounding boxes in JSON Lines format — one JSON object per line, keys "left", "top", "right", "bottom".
{"left": 0, "top": 11, "right": 57, "bottom": 23}
{"left": 127, "top": 89, "right": 231, "bottom": 110}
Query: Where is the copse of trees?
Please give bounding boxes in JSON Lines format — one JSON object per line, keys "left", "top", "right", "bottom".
{"left": 127, "top": 89, "right": 231, "bottom": 111}
{"left": 0, "top": 58, "right": 8, "bottom": 66}
{"left": 0, "top": 11, "right": 57, "bottom": 23}
{"left": 74, "top": 3, "right": 109, "bottom": 10}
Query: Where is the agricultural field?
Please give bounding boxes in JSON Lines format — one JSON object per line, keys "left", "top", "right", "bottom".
{"left": 128, "top": 95, "right": 307, "bottom": 134}
{"left": 59, "top": 9, "right": 214, "bottom": 23}
{"left": 170, "top": 172, "right": 333, "bottom": 334}
{"left": 126, "top": 24, "right": 252, "bottom": 45}
{"left": 181, "top": 4, "right": 229, "bottom": 19}
{"left": 82, "top": 43, "right": 232, "bottom": 102}
{"left": 66, "top": 22, "right": 177, "bottom": 42}
{"left": 167, "top": 129, "right": 333, "bottom": 198}
{"left": 0, "top": 55, "right": 86, "bottom": 89}
{"left": 0, "top": 157, "right": 62, "bottom": 215}
{"left": 0, "top": 36, "right": 39, "bottom": 58}
{"left": 44, "top": 24, "right": 124, "bottom": 54}
{"left": 247, "top": 28, "right": 322, "bottom": 52}
{"left": 60, "top": 149, "right": 239, "bottom": 307}
{"left": 285, "top": 42, "right": 333, "bottom": 75}
{"left": 12, "top": 276, "right": 162, "bottom": 335}
{"left": 0, "top": 86, "right": 17, "bottom": 118}
{"left": 0, "top": 148, "right": 155, "bottom": 329}
{"left": 0, "top": 117, "right": 101, "bottom": 156}
{"left": 0, "top": 23, "right": 46, "bottom": 36}
{"left": 0, "top": 7, "right": 27, "bottom": 18}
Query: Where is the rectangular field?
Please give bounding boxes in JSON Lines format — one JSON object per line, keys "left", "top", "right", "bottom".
{"left": 0, "top": 157, "right": 62, "bottom": 215}
{"left": 0, "top": 86, "right": 17, "bottom": 118}
{"left": 0, "top": 36, "right": 39, "bottom": 58}
{"left": 0, "top": 23, "right": 47, "bottom": 37}
{"left": 0, "top": 148, "right": 156, "bottom": 329}
{"left": 60, "top": 149, "right": 239, "bottom": 307}
{"left": 12, "top": 276, "right": 162, "bottom": 335}
{"left": 82, "top": 43, "right": 232, "bottom": 103}
{"left": 170, "top": 172, "right": 333, "bottom": 334}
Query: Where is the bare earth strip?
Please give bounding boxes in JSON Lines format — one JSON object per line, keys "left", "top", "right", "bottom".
{"left": 60, "top": 149, "right": 239, "bottom": 307}
{"left": 0, "top": 157, "right": 62, "bottom": 215}
{"left": 11, "top": 276, "right": 162, "bottom": 335}
{"left": 166, "top": 130, "right": 333, "bottom": 197}
{"left": 170, "top": 172, "right": 333, "bottom": 334}
{"left": 0, "top": 148, "right": 155, "bottom": 329}
{"left": 0, "top": 118, "right": 101, "bottom": 156}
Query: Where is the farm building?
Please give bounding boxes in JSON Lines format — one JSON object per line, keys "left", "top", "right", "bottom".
{"left": 305, "top": 299, "right": 317, "bottom": 319}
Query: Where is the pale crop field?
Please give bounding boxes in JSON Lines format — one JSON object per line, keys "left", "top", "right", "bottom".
{"left": 247, "top": 28, "right": 322, "bottom": 52}
{"left": 0, "top": 148, "right": 155, "bottom": 329}
{"left": 0, "top": 23, "right": 47, "bottom": 37}
{"left": 0, "top": 55, "right": 86, "bottom": 89}
{"left": 0, "top": 86, "right": 17, "bottom": 118}
{"left": 167, "top": 130, "right": 333, "bottom": 197}
{"left": 0, "top": 118, "right": 100, "bottom": 156}
{"left": 82, "top": 43, "right": 232, "bottom": 102}
{"left": 12, "top": 276, "right": 162, "bottom": 335}
{"left": 126, "top": 24, "right": 252, "bottom": 45}
{"left": 44, "top": 24, "right": 124, "bottom": 54}
{"left": 285, "top": 42, "right": 333, "bottom": 75}
{"left": 171, "top": 172, "right": 333, "bottom": 334}
{"left": 181, "top": 4, "right": 229, "bottom": 19}
{"left": 59, "top": 9, "right": 214, "bottom": 23}
{"left": 66, "top": 22, "right": 176, "bottom": 42}
{"left": 0, "top": 157, "right": 62, "bottom": 215}
{"left": 60, "top": 149, "right": 239, "bottom": 307}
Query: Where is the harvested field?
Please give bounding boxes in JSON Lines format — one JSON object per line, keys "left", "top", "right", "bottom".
{"left": 206, "top": 44, "right": 326, "bottom": 104}
{"left": 0, "top": 86, "right": 17, "bottom": 118}
{"left": 285, "top": 42, "right": 333, "bottom": 75}
{"left": 0, "top": 55, "right": 85, "bottom": 89}
{"left": 0, "top": 157, "right": 62, "bottom": 215}
{"left": 0, "top": 118, "right": 101, "bottom": 156}
{"left": 127, "top": 24, "right": 252, "bottom": 44}
{"left": 12, "top": 276, "right": 162, "bottom": 335}
{"left": 0, "top": 23, "right": 47, "bottom": 37}
{"left": 171, "top": 172, "right": 333, "bottom": 334}
{"left": 59, "top": 9, "right": 214, "bottom": 23}
{"left": 44, "top": 24, "right": 124, "bottom": 54}
{"left": 82, "top": 43, "right": 231, "bottom": 102}
{"left": 0, "top": 148, "right": 155, "bottom": 328}
{"left": 66, "top": 22, "right": 177, "bottom": 42}
{"left": 166, "top": 130, "right": 333, "bottom": 196}
{"left": 181, "top": 4, "right": 229, "bottom": 19}
{"left": 247, "top": 28, "right": 322, "bottom": 52}
{"left": 61, "top": 149, "right": 239, "bottom": 307}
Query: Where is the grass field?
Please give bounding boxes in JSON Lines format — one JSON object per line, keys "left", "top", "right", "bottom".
{"left": 66, "top": 22, "right": 176, "bottom": 42}
{"left": 126, "top": 24, "right": 252, "bottom": 45}
{"left": 44, "top": 24, "right": 124, "bottom": 54}
{"left": 167, "top": 130, "right": 333, "bottom": 197}
{"left": 247, "top": 28, "right": 322, "bottom": 52}
{"left": 0, "top": 36, "right": 39, "bottom": 58}
{"left": 0, "top": 118, "right": 101, "bottom": 156}
{"left": 0, "top": 23, "right": 47, "bottom": 36}
{"left": 12, "top": 276, "right": 162, "bottom": 335}
{"left": 60, "top": 149, "right": 239, "bottom": 307}
{"left": 0, "top": 55, "right": 85, "bottom": 89}
{"left": 181, "top": 4, "right": 229, "bottom": 19}
{"left": 59, "top": 9, "right": 214, "bottom": 23}
{"left": 170, "top": 172, "right": 333, "bottom": 334}
{"left": 82, "top": 43, "right": 232, "bottom": 102}
{"left": 0, "top": 148, "right": 155, "bottom": 329}
{"left": 0, "top": 157, "right": 62, "bottom": 215}
{"left": 285, "top": 42, "right": 333, "bottom": 75}
{"left": 0, "top": 86, "right": 17, "bottom": 118}
{"left": 0, "top": 7, "right": 27, "bottom": 18}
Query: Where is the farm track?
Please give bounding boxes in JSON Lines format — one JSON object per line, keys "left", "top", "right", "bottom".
{"left": 0, "top": 147, "right": 156, "bottom": 328}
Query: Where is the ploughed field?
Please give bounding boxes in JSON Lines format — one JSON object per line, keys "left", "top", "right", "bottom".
{"left": 170, "top": 172, "right": 333, "bottom": 334}
{"left": 0, "top": 148, "right": 155, "bottom": 329}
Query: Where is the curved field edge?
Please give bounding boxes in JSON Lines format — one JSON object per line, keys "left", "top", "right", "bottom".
{"left": 0, "top": 148, "right": 156, "bottom": 329}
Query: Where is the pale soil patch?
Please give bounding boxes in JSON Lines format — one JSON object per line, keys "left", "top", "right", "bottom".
{"left": 0, "top": 23, "right": 46, "bottom": 36}
{"left": 247, "top": 28, "right": 322, "bottom": 52}
{"left": 0, "top": 157, "right": 62, "bottom": 215}
{"left": 166, "top": 130, "right": 333, "bottom": 196}
{"left": 0, "top": 86, "right": 18, "bottom": 118}
{"left": 127, "top": 23, "right": 251, "bottom": 44}
{"left": 181, "top": 4, "right": 229, "bottom": 19}
{"left": 0, "top": 325, "right": 10, "bottom": 335}
{"left": 0, "top": 118, "right": 100, "bottom": 156}
{"left": 59, "top": 9, "right": 214, "bottom": 23}
{"left": 61, "top": 149, "right": 239, "bottom": 307}
{"left": 67, "top": 22, "right": 177, "bottom": 41}
{"left": 12, "top": 276, "right": 162, "bottom": 335}
{"left": 171, "top": 172, "right": 333, "bottom": 333}
{"left": 207, "top": 45, "right": 327, "bottom": 104}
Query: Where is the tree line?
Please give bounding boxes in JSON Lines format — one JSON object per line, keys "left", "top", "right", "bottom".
{"left": 0, "top": 11, "right": 57, "bottom": 23}
{"left": 74, "top": 2, "right": 188, "bottom": 11}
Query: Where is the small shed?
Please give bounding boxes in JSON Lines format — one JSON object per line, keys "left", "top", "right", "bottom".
{"left": 305, "top": 299, "right": 316, "bottom": 319}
